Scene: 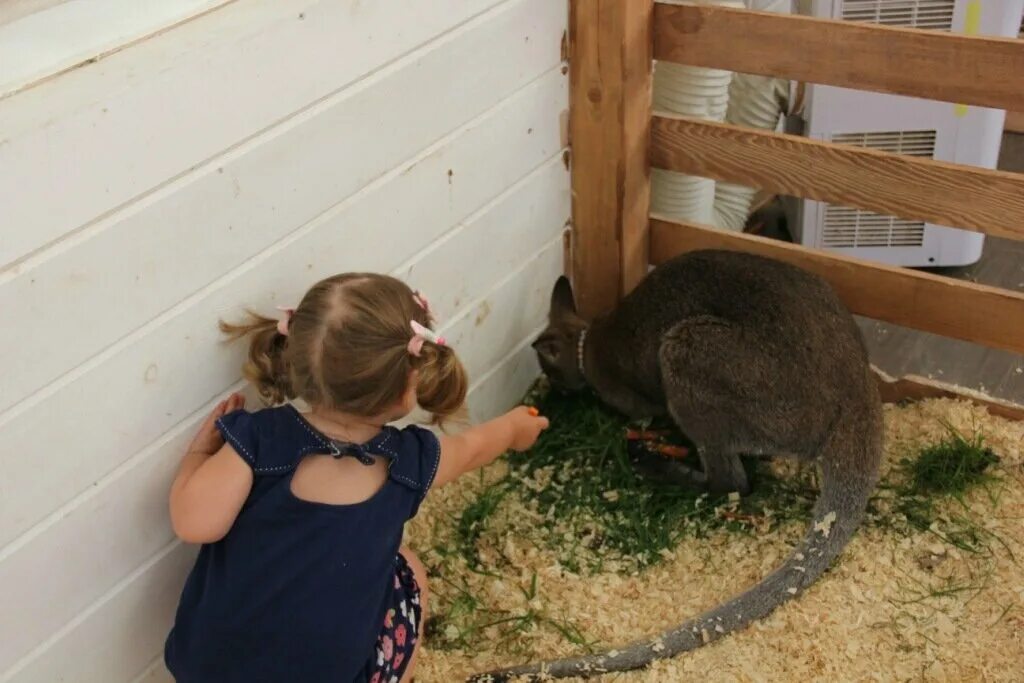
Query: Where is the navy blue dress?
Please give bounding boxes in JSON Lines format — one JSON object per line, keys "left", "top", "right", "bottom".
{"left": 164, "top": 404, "right": 440, "bottom": 683}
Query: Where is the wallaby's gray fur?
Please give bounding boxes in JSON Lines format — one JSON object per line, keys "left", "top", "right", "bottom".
{"left": 470, "top": 249, "right": 883, "bottom": 682}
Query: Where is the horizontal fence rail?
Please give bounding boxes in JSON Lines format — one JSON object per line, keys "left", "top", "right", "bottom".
{"left": 650, "top": 217, "right": 1024, "bottom": 356}
{"left": 653, "top": 4, "right": 1024, "bottom": 112}
{"left": 650, "top": 115, "right": 1024, "bottom": 241}
{"left": 568, "top": 0, "right": 1024, "bottom": 369}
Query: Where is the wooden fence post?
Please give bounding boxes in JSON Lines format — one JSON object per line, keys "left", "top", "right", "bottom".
{"left": 569, "top": 0, "right": 653, "bottom": 318}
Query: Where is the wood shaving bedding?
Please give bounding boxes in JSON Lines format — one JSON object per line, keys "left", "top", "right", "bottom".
{"left": 408, "top": 399, "right": 1024, "bottom": 682}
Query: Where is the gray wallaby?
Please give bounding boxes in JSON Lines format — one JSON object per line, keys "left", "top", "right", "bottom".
{"left": 470, "top": 249, "right": 883, "bottom": 682}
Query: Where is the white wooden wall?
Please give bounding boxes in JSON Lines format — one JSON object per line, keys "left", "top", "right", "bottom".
{"left": 0, "top": 0, "right": 569, "bottom": 680}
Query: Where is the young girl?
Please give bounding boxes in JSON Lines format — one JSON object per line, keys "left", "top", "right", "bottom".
{"left": 164, "top": 273, "right": 549, "bottom": 683}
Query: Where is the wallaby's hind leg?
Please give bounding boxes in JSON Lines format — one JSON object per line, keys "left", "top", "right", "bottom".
{"left": 629, "top": 448, "right": 708, "bottom": 490}
{"left": 658, "top": 316, "right": 831, "bottom": 496}
{"left": 698, "top": 452, "right": 750, "bottom": 495}
{"left": 628, "top": 438, "right": 749, "bottom": 494}
{"left": 649, "top": 452, "right": 748, "bottom": 495}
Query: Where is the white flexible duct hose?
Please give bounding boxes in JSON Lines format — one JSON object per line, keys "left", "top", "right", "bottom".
{"left": 712, "top": 0, "right": 791, "bottom": 230}
{"left": 651, "top": 0, "right": 791, "bottom": 230}
{"left": 650, "top": 0, "right": 742, "bottom": 224}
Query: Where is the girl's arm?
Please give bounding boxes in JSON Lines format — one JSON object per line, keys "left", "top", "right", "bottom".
{"left": 434, "top": 406, "right": 548, "bottom": 487}
{"left": 169, "top": 394, "right": 254, "bottom": 544}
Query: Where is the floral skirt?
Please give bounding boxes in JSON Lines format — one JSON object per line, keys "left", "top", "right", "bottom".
{"left": 368, "top": 553, "right": 421, "bottom": 683}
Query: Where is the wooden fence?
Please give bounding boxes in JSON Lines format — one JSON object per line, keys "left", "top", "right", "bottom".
{"left": 568, "top": 1, "right": 1024, "bottom": 374}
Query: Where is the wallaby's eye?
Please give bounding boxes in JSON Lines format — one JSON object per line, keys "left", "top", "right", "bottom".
{"left": 537, "top": 341, "right": 559, "bottom": 362}
{"left": 532, "top": 334, "right": 561, "bottom": 366}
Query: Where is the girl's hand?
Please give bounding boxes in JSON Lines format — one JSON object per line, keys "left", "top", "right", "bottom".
{"left": 507, "top": 405, "right": 549, "bottom": 451}
{"left": 188, "top": 393, "right": 245, "bottom": 456}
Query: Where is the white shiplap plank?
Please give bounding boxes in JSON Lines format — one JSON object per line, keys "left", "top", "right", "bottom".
{"left": 1, "top": 243, "right": 562, "bottom": 683}
{"left": 0, "top": 124, "right": 566, "bottom": 679}
{"left": 467, "top": 329, "right": 547, "bottom": 423}
{"left": 0, "top": 416, "right": 198, "bottom": 673}
{"left": 129, "top": 657, "right": 173, "bottom": 683}
{"left": 0, "top": 0, "right": 234, "bottom": 97}
{"left": 0, "top": 2, "right": 63, "bottom": 26}
{"left": 394, "top": 157, "right": 569, "bottom": 322}
{"left": 1, "top": 541, "right": 196, "bottom": 683}
{"left": 0, "top": 0, "right": 506, "bottom": 267}
{"left": 0, "top": 0, "right": 566, "bottom": 415}
{"left": 130, "top": 659, "right": 173, "bottom": 683}
{"left": 430, "top": 239, "right": 564, "bottom": 389}
{"left": 0, "top": 66, "right": 567, "bottom": 552}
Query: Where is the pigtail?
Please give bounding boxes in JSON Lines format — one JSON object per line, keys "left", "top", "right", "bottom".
{"left": 219, "top": 311, "right": 293, "bottom": 405}
{"left": 415, "top": 343, "right": 468, "bottom": 425}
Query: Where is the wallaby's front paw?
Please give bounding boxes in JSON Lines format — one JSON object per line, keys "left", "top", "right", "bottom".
{"left": 630, "top": 452, "right": 709, "bottom": 492}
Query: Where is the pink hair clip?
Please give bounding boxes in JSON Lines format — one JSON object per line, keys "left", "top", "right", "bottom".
{"left": 412, "top": 290, "right": 432, "bottom": 320}
{"left": 275, "top": 306, "right": 294, "bottom": 336}
{"left": 407, "top": 320, "right": 446, "bottom": 357}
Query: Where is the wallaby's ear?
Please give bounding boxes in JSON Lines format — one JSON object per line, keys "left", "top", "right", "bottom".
{"left": 550, "top": 276, "right": 576, "bottom": 318}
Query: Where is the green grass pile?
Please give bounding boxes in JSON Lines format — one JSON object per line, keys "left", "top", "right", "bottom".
{"left": 425, "top": 384, "right": 1006, "bottom": 654}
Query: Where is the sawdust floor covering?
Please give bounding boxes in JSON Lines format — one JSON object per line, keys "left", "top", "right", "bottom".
{"left": 407, "top": 399, "right": 1024, "bottom": 682}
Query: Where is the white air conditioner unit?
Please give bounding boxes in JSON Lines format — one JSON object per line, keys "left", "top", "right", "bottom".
{"left": 788, "top": 0, "right": 1023, "bottom": 267}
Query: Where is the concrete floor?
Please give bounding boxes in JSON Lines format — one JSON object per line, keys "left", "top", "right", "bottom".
{"left": 857, "top": 132, "right": 1024, "bottom": 404}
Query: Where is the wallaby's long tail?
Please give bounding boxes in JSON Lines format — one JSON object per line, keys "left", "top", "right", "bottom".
{"left": 468, "top": 388, "right": 882, "bottom": 682}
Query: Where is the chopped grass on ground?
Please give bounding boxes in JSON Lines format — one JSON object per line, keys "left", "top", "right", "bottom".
{"left": 885, "top": 423, "right": 1003, "bottom": 555}
{"left": 425, "top": 382, "right": 1007, "bottom": 655}
{"left": 904, "top": 424, "right": 999, "bottom": 496}
{"left": 448, "top": 384, "right": 818, "bottom": 576}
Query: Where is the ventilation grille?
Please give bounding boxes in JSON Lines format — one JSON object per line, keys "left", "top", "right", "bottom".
{"left": 841, "top": 0, "right": 956, "bottom": 31}
{"left": 821, "top": 130, "right": 936, "bottom": 248}
{"left": 830, "top": 130, "right": 938, "bottom": 155}
{"left": 821, "top": 209, "right": 926, "bottom": 248}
